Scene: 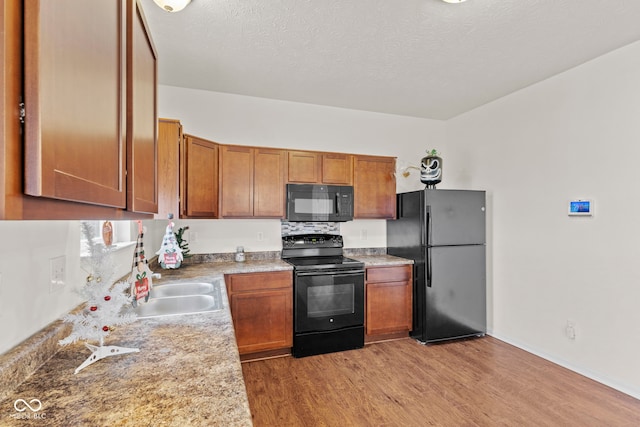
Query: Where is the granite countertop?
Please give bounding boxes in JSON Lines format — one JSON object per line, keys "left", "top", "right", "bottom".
{"left": 0, "top": 258, "right": 292, "bottom": 427}
{"left": 0, "top": 255, "right": 414, "bottom": 426}
{"left": 157, "top": 258, "right": 292, "bottom": 281}
{"left": 349, "top": 254, "right": 414, "bottom": 267}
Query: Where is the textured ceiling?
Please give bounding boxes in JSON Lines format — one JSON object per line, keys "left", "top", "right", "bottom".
{"left": 140, "top": 0, "right": 640, "bottom": 120}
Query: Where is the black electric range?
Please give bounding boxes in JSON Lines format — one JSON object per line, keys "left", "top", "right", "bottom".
{"left": 282, "top": 234, "right": 365, "bottom": 357}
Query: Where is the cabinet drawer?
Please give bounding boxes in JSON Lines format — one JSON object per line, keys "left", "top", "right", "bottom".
{"left": 366, "top": 265, "right": 411, "bottom": 283}
{"left": 226, "top": 271, "right": 292, "bottom": 293}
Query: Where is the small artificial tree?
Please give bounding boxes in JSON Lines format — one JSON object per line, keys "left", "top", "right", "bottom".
{"left": 174, "top": 226, "right": 192, "bottom": 259}
{"left": 59, "top": 222, "right": 139, "bottom": 374}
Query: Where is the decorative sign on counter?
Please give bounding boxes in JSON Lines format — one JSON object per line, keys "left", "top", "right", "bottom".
{"left": 157, "top": 221, "right": 184, "bottom": 269}
{"left": 102, "top": 221, "right": 113, "bottom": 246}
{"left": 130, "top": 221, "right": 154, "bottom": 306}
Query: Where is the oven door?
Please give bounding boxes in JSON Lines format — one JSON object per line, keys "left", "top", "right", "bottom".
{"left": 294, "top": 269, "right": 364, "bottom": 333}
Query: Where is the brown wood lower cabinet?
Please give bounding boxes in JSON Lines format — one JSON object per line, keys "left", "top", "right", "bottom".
{"left": 365, "top": 264, "right": 413, "bottom": 342}
{"left": 225, "top": 271, "right": 293, "bottom": 359}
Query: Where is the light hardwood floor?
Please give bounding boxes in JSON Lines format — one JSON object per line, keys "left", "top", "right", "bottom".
{"left": 241, "top": 336, "right": 640, "bottom": 426}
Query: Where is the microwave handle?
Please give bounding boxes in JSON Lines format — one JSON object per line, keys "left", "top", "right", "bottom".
{"left": 336, "top": 193, "right": 341, "bottom": 215}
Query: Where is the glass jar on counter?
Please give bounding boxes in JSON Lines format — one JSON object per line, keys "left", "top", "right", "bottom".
{"left": 235, "top": 246, "right": 245, "bottom": 262}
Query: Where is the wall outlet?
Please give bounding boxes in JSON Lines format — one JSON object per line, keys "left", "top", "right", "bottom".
{"left": 565, "top": 320, "right": 576, "bottom": 340}
{"left": 50, "top": 255, "right": 66, "bottom": 293}
{"left": 190, "top": 231, "right": 199, "bottom": 242}
{"left": 360, "top": 229, "right": 368, "bottom": 240}
{"left": 257, "top": 232, "right": 264, "bottom": 241}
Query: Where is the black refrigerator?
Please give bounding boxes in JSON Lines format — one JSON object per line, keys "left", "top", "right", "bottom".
{"left": 387, "top": 189, "right": 486, "bottom": 343}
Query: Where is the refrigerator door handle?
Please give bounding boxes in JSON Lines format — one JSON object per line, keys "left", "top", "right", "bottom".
{"left": 423, "top": 207, "right": 430, "bottom": 246}
{"left": 426, "top": 250, "right": 432, "bottom": 287}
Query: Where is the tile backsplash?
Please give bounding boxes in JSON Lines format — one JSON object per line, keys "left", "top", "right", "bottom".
{"left": 280, "top": 221, "right": 340, "bottom": 236}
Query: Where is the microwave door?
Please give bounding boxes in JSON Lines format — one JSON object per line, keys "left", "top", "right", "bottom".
{"left": 286, "top": 184, "right": 353, "bottom": 222}
{"left": 289, "top": 191, "right": 332, "bottom": 221}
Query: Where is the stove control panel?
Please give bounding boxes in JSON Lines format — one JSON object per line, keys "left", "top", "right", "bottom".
{"left": 282, "top": 234, "right": 343, "bottom": 248}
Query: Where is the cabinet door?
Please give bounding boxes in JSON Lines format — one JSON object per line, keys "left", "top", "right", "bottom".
{"left": 127, "top": 0, "right": 158, "bottom": 213}
{"left": 184, "top": 135, "right": 218, "bottom": 217}
{"left": 288, "top": 150, "right": 321, "bottom": 183}
{"left": 366, "top": 266, "right": 412, "bottom": 337}
{"left": 353, "top": 155, "right": 396, "bottom": 219}
{"left": 230, "top": 288, "right": 293, "bottom": 355}
{"left": 226, "top": 271, "right": 294, "bottom": 356}
{"left": 24, "top": 0, "right": 127, "bottom": 208}
{"left": 155, "top": 119, "right": 181, "bottom": 219}
{"left": 1, "top": 0, "right": 22, "bottom": 219}
{"left": 254, "top": 148, "right": 286, "bottom": 217}
{"left": 366, "top": 281, "right": 412, "bottom": 335}
{"left": 220, "top": 145, "right": 255, "bottom": 217}
{"left": 322, "top": 153, "right": 353, "bottom": 185}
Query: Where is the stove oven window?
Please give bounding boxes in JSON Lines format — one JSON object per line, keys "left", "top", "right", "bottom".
{"left": 307, "top": 283, "right": 354, "bottom": 317}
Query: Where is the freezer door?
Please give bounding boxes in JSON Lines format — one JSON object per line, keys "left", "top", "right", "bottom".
{"left": 425, "top": 245, "right": 486, "bottom": 342}
{"left": 425, "top": 189, "right": 485, "bottom": 246}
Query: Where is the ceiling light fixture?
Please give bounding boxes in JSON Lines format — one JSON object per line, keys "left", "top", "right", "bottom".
{"left": 442, "top": 0, "right": 468, "bottom": 3}
{"left": 153, "top": 0, "right": 191, "bottom": 13}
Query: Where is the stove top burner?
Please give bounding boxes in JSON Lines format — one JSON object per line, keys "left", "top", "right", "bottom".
{"left": 281, "top": 234, "right": 364, "bottom": 271}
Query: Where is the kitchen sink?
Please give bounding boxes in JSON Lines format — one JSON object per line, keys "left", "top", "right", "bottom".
{"left": 151, "top": 282, "right": 216, "bottom": 298}
{"left": 135, "top": 280, "right": 224, "bottom": 319}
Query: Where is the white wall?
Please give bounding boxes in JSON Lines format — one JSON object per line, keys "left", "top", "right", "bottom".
{"left": 445, "top": 40, "right": 640, "bottom": 398}
{"left": 0, "top": 221, "right": 135, "bottom": 354}
{"left": 158, "top": 86, "right": 445, "bottom": 251}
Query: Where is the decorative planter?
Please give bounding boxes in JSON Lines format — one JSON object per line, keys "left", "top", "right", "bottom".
{"left": 420, "top": 155, "right": 442, "bottom": 188}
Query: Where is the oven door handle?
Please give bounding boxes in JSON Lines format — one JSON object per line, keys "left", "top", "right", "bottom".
{"left": 295, "top": 269, "right": 365, "bottom": 277}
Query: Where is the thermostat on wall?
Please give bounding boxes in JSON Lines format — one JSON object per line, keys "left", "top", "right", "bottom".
{"left": 568, "top": 199, "right": 593, "bottom": 216}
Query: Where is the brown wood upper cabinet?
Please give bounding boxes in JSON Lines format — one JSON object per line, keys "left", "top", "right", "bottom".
{"left": 322, "top": 153, "right": 354, "bottom": 185}
{"left": 182, "top": 135, "right": 219, "bottom": 218}
{"left": 220, "top": 145, "right": 286, "bottom": 218}
{"left": 353, "top": 155, "right": 396, "bottom": 219}
{"left": 155, "top": 119, "right": 182, "bottom": 220}
{"left": 4, "top": 0, "right": 157, "bottom": 219}
{"left": 127, "top": 0, "right": 159, "bottom": 214}
{"left": 288, "top": 150, "right": 353, "bottom": 185}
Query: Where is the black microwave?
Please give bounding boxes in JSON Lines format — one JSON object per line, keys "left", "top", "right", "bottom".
{"left": 286, "top": 184, "right": 354, "bottom": 222}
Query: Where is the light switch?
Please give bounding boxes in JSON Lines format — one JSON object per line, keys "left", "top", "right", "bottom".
{"left": 50, "top": 256, "right": 66, "bottom": 293}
